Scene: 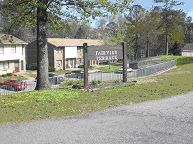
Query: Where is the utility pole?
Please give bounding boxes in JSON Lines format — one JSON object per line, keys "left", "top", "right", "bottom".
{"left": 165, "top": 0, "right": 169, "bottom": 55}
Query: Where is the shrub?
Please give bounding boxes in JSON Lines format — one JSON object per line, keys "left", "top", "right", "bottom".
{"left": 63, "top": 80, "right": 84, "bottom": 89}
{"left": 1, "top": 74, "right": 5, "bottom": 77}
{"left": 0, "top": 73, "right": 13, "bottom": 77}
{"left": 114, "top": 80, "right": 121, "bottom": 84}
{"left": 91, "top": 80, "right": 101, "bottom": 86}
{"left": 161, "top": 55, "right": 193, "bottom": 65}
{"left": 97, "top": 80, "right": 101, "bottom": 84}
{"left": 6, "top": 73, "right": 13, "bottom": 77}
{"left": 72, "top": 84, "right": 83, "bottom": 89}
{"left": 91, "top": 80, "right": 98, "bottom": 86}
{"left": 78, "top": 65, "right": 84, "bottom": 68}
{"left": 49, "top": 67, "right": 55, "bottom": 72}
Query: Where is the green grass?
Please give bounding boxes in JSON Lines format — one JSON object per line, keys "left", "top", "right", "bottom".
{"left": 1, "top": 59, "right": 193, "bottom": 124}
{"left": 54, "top": 70, "right": 72, "bottom": 75}
{"left": 0, "top": 70, "right": 38, "bottom": 82}
{"left": 98, "top": 65, "right": 120, "bottom": 73}
{"left": 160, "top": 55, "right": 193, "bottom": 65}
{"left": 26, "top": 70, "right": 37, "bottom": 78}
{"left": 63, "top": 80, "right": 84, "bottom": 89}
{"left": 0, "top": 74, "right": 27, "bottom": 82}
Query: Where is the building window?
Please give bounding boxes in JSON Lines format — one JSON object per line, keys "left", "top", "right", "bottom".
{"left": 21, "top": 60, "right": 24, "bottom": 70}
{"left": 11, "top": 45, "right": 16, "bottom": 53}
{"left": 0, "top": 46, "right": 4, "bottom": 54}
{"left": 77, "top": 47, "right": 83, "bottom": 57}
{"left": 56, "top": 47, "right": 63, "bottom": 53}
{"left": 0, "top": 62, "right": 3, "bottom": 70}
{"left": 0, "top": 62, "right": 9, "bottom": 70}
{"left": 66, "top": 58, "right": 76, "bottom": 68}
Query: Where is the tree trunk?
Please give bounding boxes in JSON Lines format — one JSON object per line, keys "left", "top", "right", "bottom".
{"left": 35, "top": 0, "right": 50, "bottom": 90}
{"left": 165, "top": 30, "right": 169, "bottom": 55}
{"left": 146, "top": 32, "right": 149, "bottom": 58}
{"left": 134, "top": 34, "right": 138, "bottom": 60}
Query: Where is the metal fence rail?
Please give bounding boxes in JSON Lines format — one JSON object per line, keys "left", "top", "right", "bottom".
{"left": 88, "top": 72, "right": 122, "bottom": 82}
{"left": 0, "top": 80, "right": 36, "bottom": 96}
{"left": 0, "top": 61, "right": 176, "bottom": 96}
{"left": 128, "top": 60, "right": 176, "bottom": 78}
{"left": 88, "top": 61, "right": 176, "bottom": 82}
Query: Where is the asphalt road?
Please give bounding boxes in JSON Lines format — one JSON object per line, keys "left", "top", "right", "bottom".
{"left": 1, "top": 92, "right": 193, "bottom": 144}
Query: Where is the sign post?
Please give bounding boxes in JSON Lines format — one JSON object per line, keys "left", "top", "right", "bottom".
{"left": 87, "top": 45, "right": 123, "bottom": 61}
{"left": 122, "top": 42, "right": 128, "bottom": 82}
{"left": 83, "top": 43, "right": 128, "bottom": 89}
{"left": 83, "top": 43, "right": 89, "bottom": 89}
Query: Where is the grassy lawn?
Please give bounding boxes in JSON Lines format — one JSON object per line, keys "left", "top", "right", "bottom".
{"left": 0, "top": 74, "right": 27, "bottom": 82}
{"left": 26, "top": 70, "right": 37, "bottom": 78}
{"left": 53, "top": 69, "right": 72, "bottom": 75}
{"left": 1, "top": 56, "right": 193, "bottom": 124}
{"left": 97, "top": 64, "right": 121, "bottom": 73}
{"left": 160, "top": 55, "right": 193, "bottom": 65}
{"left": 0, "top": 71, "right": 38, "bottom": 82}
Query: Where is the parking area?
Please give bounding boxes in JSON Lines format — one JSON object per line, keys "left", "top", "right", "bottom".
{"left": 0, "top": 72, "right": 123, "bottom": 95}
{"left": 0, "top": 80, "right": 36, "bottom": 96}
{"left": 0, "top": 60, "right": 176, "bottom": 96}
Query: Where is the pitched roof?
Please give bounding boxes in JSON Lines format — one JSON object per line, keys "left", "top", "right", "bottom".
{"left": 182, "top": 43, "right": 193, "bottom": 51}
{"left": 47, "top": 38, "right": 104, "bottom": 47}
{"left": 0, "top": 34, "right": 27, "bottom": 44}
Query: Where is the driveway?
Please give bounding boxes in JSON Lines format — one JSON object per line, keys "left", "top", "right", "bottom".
{"left": 1, "top": 92, "right": 193, "bottom": 144}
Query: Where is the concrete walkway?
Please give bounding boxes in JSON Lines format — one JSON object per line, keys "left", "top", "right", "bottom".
{"left": 1, "top": 92, "right": 193, "bottom": 144}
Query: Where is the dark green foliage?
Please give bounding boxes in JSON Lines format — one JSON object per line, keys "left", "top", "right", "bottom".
{"left": 78, "top": 65, "right": 84, "bottom": 68}
{"left": 0, "top": 73, "right": 13, "bottom": 77}
{"left": 161, "top": 55, "right": 193, "bottom": 65}
{"left": 6, "top": 73, "right": 13, "bottom": 77}
{"left": 91, "top": 80, "right": 101, "bottom": 86}
{"left": 169, "top": 42, "right": 181, "bottom": 55}
{"left": 48, "top": 67, "right": 55, "bottom": 72}
{"left": 63, "top": 80, "right": 84, "bottom": 89}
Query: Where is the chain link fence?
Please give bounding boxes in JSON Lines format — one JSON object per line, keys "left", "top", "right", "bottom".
{"left": 0, "top": 80, "right": 36, "bottom": 96}
{"left": 129, "top": 60, "right": 176, "bottom": 78}
{"left": 0, "top": 61, "right": 176, "bottom": 96}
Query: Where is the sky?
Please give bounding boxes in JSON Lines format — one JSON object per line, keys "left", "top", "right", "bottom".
{"left": 133, "top": 0, "right": 193, "bottom": 18}
{"left": 91, "top": 0, "right": 193, "bottom": 27}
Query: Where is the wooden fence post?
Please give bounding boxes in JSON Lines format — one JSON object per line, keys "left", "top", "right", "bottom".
{"left": 123, "top": 42, "right": 128, "bottom": 82}
{"left": 83, "top": 43, "right": 89, "bottom": 89}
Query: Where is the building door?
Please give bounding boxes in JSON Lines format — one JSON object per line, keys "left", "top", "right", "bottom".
{"left": 3, "top": 62, "right": 9, "bottom": 70}
{"left": 14, "top": 61, "right": 19, "bottom": 72}
{"left": 21, "top": 60, "right": 24, "bottom": 70}
{"left": 66, "top": 59, "right": 76, "bottom": 68}
{"left": 56, "top": 60, "right": 62, "bottom": 70}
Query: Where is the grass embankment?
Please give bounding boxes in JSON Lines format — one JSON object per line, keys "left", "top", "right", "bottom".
{"left": 161, "top": 55, "right": 193, "bottom": 65}
{"left": 0, "top": 70, "right": 37, "bottom": 82}
{"left": 1, "top": 56, "right": 193, "bottom": 124}
{"left": 0, "top": 74, "right": 27, "bottom": 82}
{"left": 98, "top": 63, "right": 121, "bottom": 73}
